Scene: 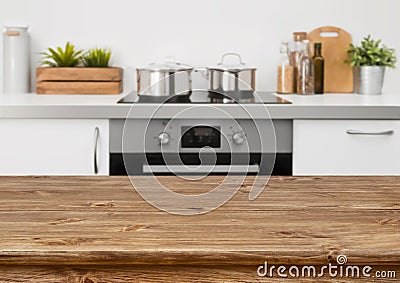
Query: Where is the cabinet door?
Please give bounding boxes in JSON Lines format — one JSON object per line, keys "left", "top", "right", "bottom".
{"left": 293, "top": 120, "right": 400, "bottom": 176}
{"left": 0, "top": 119, "right": 109, "bottom": 175}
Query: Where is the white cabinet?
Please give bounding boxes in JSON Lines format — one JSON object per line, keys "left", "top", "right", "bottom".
{"left": 0, "top": 119, "right": 109, "bottom": 175}
{"left": 293, "top": 120, "right": 400, "bottom": 176}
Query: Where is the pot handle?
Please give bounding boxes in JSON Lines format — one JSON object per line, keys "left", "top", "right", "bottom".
{"left": 150, "top": 56, "right": 195, "bottom": 69}
{"left": 218, "top": 53, "right": 245, "bottom": 66}
{"left": 163, "top": 56, "right": 177, "bottom": 63}
{"left": 149, "top": 56, "right": 177, "bottom": 65}
{"left": 194, "top": 67, "right": 208, "bottom": 79}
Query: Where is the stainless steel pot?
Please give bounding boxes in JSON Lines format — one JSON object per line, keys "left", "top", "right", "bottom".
{"left": 206, "top": 53, "right": 257, "bottom": 93}
{"left": 137, "top": 60, "right": 193, "bottom": 97}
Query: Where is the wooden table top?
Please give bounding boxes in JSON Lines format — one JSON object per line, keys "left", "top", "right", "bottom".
{"left": 0, "top": 176, "right": 399, "bottom": 268}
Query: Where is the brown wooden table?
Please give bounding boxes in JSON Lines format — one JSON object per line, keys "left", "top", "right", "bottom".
{"left": 0, "top": 176, "right": 399, "bottom": 282}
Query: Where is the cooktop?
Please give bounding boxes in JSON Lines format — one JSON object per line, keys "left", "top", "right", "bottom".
{"left": 118, "top": 91, "right": 291, "bottom": 104}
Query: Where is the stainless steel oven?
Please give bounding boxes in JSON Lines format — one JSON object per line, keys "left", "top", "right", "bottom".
{"left": 109, "top": 118, "right": 292, "bottom": 175}
{"left": 111, "top": 91, "right": 292, "bottom": 175}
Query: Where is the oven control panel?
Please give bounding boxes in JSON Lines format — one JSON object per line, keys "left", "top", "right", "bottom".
{"left": 181, "top": 126, "right": 221, "bottom": 148}
{"left": 145, "top": 119, "right": 261, "bottom": 153}
{"left": 111, "top": 118, "right": 292, "bottom": 154}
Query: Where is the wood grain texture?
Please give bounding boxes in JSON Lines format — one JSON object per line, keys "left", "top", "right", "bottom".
{"left": 0, "top": 265, "right": 398, "bottom": 282}
{"left": 0, "top": 176, "right": 399, "bottom": 282}
{"left": 308, "top": 26, "right": 353, "bottom": 93}
{"left": 36, "top": 67, "right": 123, "bottom": 82}
{"left": 36, "top": 81, "right": 123, "bottom": 94}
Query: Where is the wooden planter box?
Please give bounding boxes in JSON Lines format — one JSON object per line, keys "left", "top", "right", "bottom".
{"left": 36, "top": 67, "right": 123, "bottom": 95}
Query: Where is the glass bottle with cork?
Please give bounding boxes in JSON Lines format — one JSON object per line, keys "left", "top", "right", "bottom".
{"left": 297, "top": 40, "right": 314, "bottom": 95}
{"left": 289, "top": 31, "right": 307, "bottom": 92}
{"left": 277, "top": 42, "right": 294, "bottom": 94}
{"left": 313, "top": 42, "right": 324, "bottom": 94}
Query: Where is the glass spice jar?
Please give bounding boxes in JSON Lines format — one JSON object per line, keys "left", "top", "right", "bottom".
{"left": 277, "top": 42, "right": 294, "bottom": 94}
{"left": 289, "top": 31, "right": 307, "bottom": 92}
{"left": 297, "top": 40, "right": 315, "bottom": 95}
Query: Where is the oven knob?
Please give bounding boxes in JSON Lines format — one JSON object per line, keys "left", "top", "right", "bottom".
{"left": 158, "top": 132, "right": 170, "bottom": 145}
{"left": 232, "top": 132, "right": 245, "bottom": 145}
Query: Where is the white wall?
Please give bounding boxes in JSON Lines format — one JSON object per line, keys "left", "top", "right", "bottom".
{"left": 1, "top": 0, "right": 399, "bottom": 93}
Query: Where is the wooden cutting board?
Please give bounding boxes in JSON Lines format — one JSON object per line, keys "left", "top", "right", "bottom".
{"left": 308, "top": 26, "right": 353, "bottom": 93}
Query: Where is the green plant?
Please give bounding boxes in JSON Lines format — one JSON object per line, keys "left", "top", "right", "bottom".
{"left": 41, "top": 42, "right": 83, "bottom": 67}
{"left": 81, "top": 48, "right": 112, "bottom": 67}
{"left": 346, "top": 35, "right": 396, "bottom": 68}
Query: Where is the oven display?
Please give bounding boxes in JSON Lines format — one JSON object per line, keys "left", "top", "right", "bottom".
{"left": 181, "top": 126, "right": 221, "bottom": 148}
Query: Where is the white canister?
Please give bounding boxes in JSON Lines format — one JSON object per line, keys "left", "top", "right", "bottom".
{"left": 2, "top": 26, "right": 31, "bottom": 93}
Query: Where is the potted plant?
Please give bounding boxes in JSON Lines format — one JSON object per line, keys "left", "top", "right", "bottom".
{"left": 81, "top": 47, "right": 112, "bottom": 67}
{"left": 36, "top": 42, "right": 123, "bottom": 95}
{"left": 346, "top": 35, "right": 396, "bottom": 95}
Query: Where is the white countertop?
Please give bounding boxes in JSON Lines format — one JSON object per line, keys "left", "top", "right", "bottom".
{"left": 0, "top": 91, "right": 399, "bottom": 106}
{"left": 0, "top": 92, "right": 128, "bottom": 106}
{"left": 279, "top": 93, "right": 400, "bottom": 106}
{"left": 1, "top": 91, "right": 400, "bottom": 119}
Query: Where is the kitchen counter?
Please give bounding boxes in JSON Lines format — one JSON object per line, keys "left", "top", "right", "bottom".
{"left": 0, "top": 176, "right": 399, "bottom": 282}
{"left": 1, "top": 91, "right": 400, "bottom": 119}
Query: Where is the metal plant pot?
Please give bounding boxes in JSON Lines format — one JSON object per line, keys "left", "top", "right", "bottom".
{"left": 354, "top": 66, "right": 386, "bottom": 95}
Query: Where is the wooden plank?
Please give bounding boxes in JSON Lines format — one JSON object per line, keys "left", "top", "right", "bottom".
{"left": 0, "top": 176, "right": 398, "bottom": 268}
{"left": 36, "top": 67, "right": 123, "bottom": 82}
{"left": 0, "top": 265, "right": 399, "bottom": 282}
{"left": 36, "top": 81, "right": 123, "bottom": 94}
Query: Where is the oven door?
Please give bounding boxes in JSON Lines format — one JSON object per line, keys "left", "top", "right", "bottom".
{"left": 143, "top": 165, "right": 259, "bottom": 174}
{"left": 110, "top": 153, "right": 291, "bottom": 175}
{"left": 109, "top": 119, "right": 292, "bottom": 176}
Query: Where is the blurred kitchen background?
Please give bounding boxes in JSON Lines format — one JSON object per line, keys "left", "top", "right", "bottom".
{"left": 0, "top": 0, "right": 398, "bottom": 92}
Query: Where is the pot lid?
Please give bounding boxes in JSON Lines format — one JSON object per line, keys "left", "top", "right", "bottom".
{"left": 137, "top": 59, "right": 193, "bottom": 72}
{"left": 207, "top": 53, "right": 256, "bottom": 72}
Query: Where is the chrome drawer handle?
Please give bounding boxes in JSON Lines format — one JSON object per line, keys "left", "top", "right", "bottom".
{"left": 94, "top": 127, "right": 100, "bottom": 174}
{"left": 346, "top": 129, "right": 394, "bottom": 135}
